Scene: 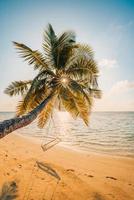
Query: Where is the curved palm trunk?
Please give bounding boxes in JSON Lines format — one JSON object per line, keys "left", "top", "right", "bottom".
{"left": 0, "top": 92, "right": 54, "bottom": 139}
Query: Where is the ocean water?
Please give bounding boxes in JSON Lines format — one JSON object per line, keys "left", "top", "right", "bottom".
{"left": 0, "top": 112, "right": 134, "bottom": 157}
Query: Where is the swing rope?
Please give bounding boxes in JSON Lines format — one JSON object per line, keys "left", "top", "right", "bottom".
{"left": 23, "top": 115, "right": 61, "bottom": 200}
{"left": 41, "top": 115, "right": 61, "bottom": 152}
{"left": 23, "top": 162, "right": 39, "bottom": 200}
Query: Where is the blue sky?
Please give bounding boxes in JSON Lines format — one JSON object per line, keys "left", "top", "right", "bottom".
{"left": 0, "top": 0, "right": 134, "bottom": 111}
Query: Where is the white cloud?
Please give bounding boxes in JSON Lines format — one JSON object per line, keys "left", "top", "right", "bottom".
{"left": 109, "top": 80, "right": 134, "bottom": 95}
{"left": 98, "top": 58, "right": 118, "bottom": 69}
{"left": 94, "top": 80, "right": 134, "bottom": 111}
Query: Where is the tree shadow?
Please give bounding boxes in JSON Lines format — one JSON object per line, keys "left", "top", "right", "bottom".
{"left": 0, "top": 181, "right": 18, "bottom": 200}
{"left": 93, "top": 192, "right": 105, "bottom": 200}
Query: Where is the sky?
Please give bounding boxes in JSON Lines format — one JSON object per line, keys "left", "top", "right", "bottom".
{"left": 0, "top": 0, "right": 134, "bottom": 111}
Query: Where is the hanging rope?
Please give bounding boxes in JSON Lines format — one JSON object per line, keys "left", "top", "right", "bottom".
{"left": 23, "top": 115, "right": 61, "bottom": 200}
{"left": 41, "top": 116, "right": 61, "bottom": 152}
{"left": 41, "top": 176, "right": 60, "bottom": 200}
{"left": 23, "top": 162, "right": 39, "bottom": 200}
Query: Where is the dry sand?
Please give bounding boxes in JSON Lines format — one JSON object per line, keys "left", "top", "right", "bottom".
{"left": 0, "top": 133, "right": 134, "bottom": 200}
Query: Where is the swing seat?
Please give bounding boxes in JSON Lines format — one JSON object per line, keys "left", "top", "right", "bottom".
{"left": 41, "top": 137, "right": 61, "bottom": 152}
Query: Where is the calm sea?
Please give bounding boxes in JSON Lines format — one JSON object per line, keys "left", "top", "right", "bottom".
{"left": 0, "top": 112, "right": 134, "bottom": 157}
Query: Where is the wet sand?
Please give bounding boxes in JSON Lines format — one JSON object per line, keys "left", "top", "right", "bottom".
{"left": 0, "top": 133, "right": 134, "bottom": 200}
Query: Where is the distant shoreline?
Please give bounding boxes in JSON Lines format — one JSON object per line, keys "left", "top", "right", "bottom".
{"left": 1, "top": 111, "right": 134, "bottom": 113}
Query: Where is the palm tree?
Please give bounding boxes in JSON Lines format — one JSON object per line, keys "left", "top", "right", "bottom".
{"left": 0, "top": 24, "right": 101, "bottom": 139}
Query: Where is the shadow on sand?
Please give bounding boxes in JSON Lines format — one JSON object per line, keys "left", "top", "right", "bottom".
{"left": 0, "top": 181, "right": 18, "bottom": 200}
{"left": 93, "top": 192, "right": 105, "bottom": 200}
{"left": 36, "top": 161, "right": 61, "bottom": 181}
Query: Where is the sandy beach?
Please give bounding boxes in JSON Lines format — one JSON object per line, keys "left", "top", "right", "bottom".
{"left": 0, "top": 133, "right": 134, "bottom": 200}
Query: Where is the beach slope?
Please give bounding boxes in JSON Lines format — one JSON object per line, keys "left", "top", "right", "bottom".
{"left": 0, "top": 134, "right": 134, "bottom": 200}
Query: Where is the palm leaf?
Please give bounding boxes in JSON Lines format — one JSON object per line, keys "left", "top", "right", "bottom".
{"left": 65, "top": 42, "right": 96, "bottom": 73}
{"left": 4, "top": 80, "right": 32, "bottom": 96}
{"left": 89, "top": 88, "right": 102, "bottom": 98}
{"left": 44, "top": 24, "right": 57, "bottom": 48}
{"left": 16, "top": 85, "right": 52, "bottom": 116}
{"left": 16, "top": 99, "right": 26, "bottom": 116}
{"left": 57, "top": 31, "right": 76, "bottom": 48}
{"left": 16, "top": 89, "right": 43, "bottom": 116}
{"left": 68, "top": 87, "right": 90, "bottom": 125}
{"left": 57, "top": 45, "right": 76, "bottom": 69}
{"left": 38, "top": 94, "right": 56, "bottom": 128}
{"left": 13, "top": 42, "right": 48, "bottom": 70}
{"left": 59, "top": 87, "right": 79, "bottom": 118}
{"left": 68, "top": 80, "right": 93, "bottom": 125}
{"left": 66, "top": 57, "right": 99, "bottom": 80}
{"left": 43, "top": 24, "right": 76, "bottom": 68}
{"left": 43, "top": 24, "right": 58, "bottom": 67}
{"left": 75, "top": 95, "right": 90, "bottom": 125}
{"left": 16, "top": 85, "right": 48, "bottom": 116}
{"left": 26, "top": 85, "right": 51, "bottom": 112}
{"left": 69, "top": 80, "right": 92, "bottom": 105}
{"left": 16, "top": 70, "right": 55, "bottom": 115}
{"left": 56, "top": 31, "right": 76, "bottom": 68}
{"left": 75, "top": 43, "right": 94, "bottom": 58}
{"left": 77, "top": 78, "right": 102, "bottom": 98}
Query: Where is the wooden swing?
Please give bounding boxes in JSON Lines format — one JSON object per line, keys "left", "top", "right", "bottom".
{"left": 41, "top": 116, "right": 61, "bottom": 152}
{"left": 41, "top": 136, "right": 61, "bottom": 152}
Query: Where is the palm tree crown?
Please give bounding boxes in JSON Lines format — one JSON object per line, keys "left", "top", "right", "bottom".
{"left": 5, "top": 24, "right": 101, "bottom": 128}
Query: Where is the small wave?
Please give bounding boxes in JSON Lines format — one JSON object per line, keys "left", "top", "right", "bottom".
{"left": 1, "top": 112, "right": 134, "bottom": 157}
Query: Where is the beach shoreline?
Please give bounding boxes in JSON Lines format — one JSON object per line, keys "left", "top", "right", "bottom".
{"left": 0, "top": 133, "right": 134, "bottom": 200}
{"left": 16, "top": 132, "right": 134, "bottom": 159}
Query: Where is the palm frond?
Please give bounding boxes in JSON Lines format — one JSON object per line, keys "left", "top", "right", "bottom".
{"left": 67, "top": 67, "right": 90, "bottom": 79}
{"left": 77, "top": 76, "right": 102, "bottom": 98}
{"left": 75, "top": 95, "right": 90, "bottom": 125}
{"left": 16, "top": 87, "right": 44, "bottom": 116}
{"left": 90, "top": 75, "right": 99, "bottom": 89}
{"left": 57, "top": 31, "right": 76, "bottom": 48}
{"left": 56, "top": 31, "right": 76, "bottom": 68}
{"left": 16, "top": 100, "right": 26, "bottom": 116}
{"left": 69, "top": 80, "right": 92, "bottom": 105}
{"left": 58, "top": 45, "right": 77, "bottom": 69}
{"left": 67, "top": 87, "right": 91, "bottom": 125}
{"left": 75, "top": 43, "right": 94, "bottom": 58}
{"left": 69, "top": 80, "right": 93, "bottom": 125}
{"left": 59, "top": 87, "right": 79, "bottom": 118}
{"left": 16, "top": 70, "right": 55, "bottom": 116}
{"left": 27, "top": 86, "right": 51, "bottom": 111}
{"left": 68, "top": 80, "right": 93, "bottom": 125}
{"left": 43, "top": 24, "right": 58, "bottom": 67}
{"left": 13, "top": 42, "right": 48, "bottom": 71}
{"left": 89, "top": 88, "right": 102, "bottom": 98}
{"left": 16, "top": 87, "right": 46, "bottom": 116}
{"left": 43, "top": 24, "right": 76, "bottom": 68}
{"left": 44, "top": 24, "right": 57, "bottom": 47}
{"left": 65, "top": 42, "right": 96, "bottom": 74}
{"left": 4, "top": 80, "right": 32, "bottom": 96}
{"left": 38, "top": 94, "right": 56, "bottom": 128}
{"left": 16, "top": 85, "right": 51, "bottom": 116}
{"left": 66, "top": 57, "right": 99, "bottom": 80}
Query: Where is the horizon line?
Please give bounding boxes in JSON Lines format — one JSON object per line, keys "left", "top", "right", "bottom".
{"left": 0, "top": 110, "right": 134, "bottom": 113}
